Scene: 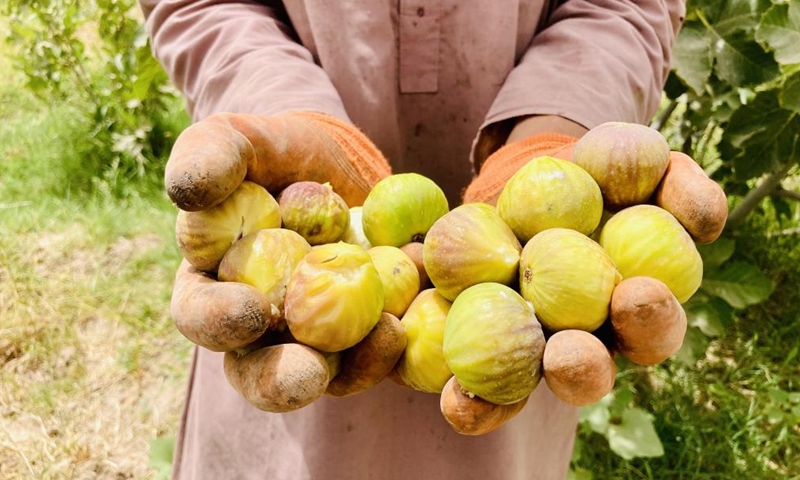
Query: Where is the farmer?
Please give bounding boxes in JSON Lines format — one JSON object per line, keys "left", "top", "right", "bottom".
{"left": 139, "top": 1, "right": 686, "bottom": 478}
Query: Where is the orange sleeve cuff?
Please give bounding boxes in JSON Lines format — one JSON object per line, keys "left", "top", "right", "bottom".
{"left": 463, "top": 132, "right": 578, "bottom": 204}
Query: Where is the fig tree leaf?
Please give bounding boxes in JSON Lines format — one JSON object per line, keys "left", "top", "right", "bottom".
{"left": 701, "top": 260, "right": 775, "bottom": 309}
{"left": 698, "top": 0, "right": 763, "bottom": 38}
{"left": 780, "top": 71, "right": 800, "bottom": 113}
{"left": 567, "top": 468, "right": 594, "bottom": 480}
{"left": 579, "top": 395, "right": 612, "bottom": 435}
{"left": 672, "top": 23, "right": 714, "bottom": 95}
{"left": 722, "top": 89, "right": 800, "bottom": 180}
{"left": 756, "top": 2, "right": 800, "bottom": 65}
{"left": 684, "top": 296, "right": 732, "bottom": 337}
{"left": 696, "top": 237, "right": 736, "bottom": 269}
{"left": 713, "top": 30, "right": 780, "bottom": 87}
{"left": 674, "top": 326, "right": 711, "bottom": 365}
{"left": 607, "top": 408, "right": 665, "bottom": 460}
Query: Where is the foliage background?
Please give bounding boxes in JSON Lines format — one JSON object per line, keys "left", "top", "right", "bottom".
{"left": 0, "top": 0, "right": 798, "bottom": 478}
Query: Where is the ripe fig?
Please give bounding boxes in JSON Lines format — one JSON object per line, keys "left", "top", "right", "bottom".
{"left": 610, "top": 276, "right": 688, "bottom": 365}
{"left": 440, "top": 376, "right": 529, "bottom": 436}
{"left": 218, "top": 228, "right": 312, "bottom": 318}
{"left": 176, "top": 181, "right": 282, "bottom": 272}
{"left": 395, "top": 288, "right": 453, "bottom": 393}
{"left": 572, "top": 122, "right": 670, "bottom": 209}
{"left": 277, "top": 181, "right": 350, "bottom": 245}
{"left": 284, "top": 242, "right": 384, "bottom": 352}
{"left": 443, "top": 283, "right": 545, "bottom": 405}
{"left": 423, "top": 203, "right": 521, "bottom": 301}
{"left": 543, "top": 329, "right": 616, "bottom": 407}
{"left": 599, "top": 204, "right": 702, "bottom": 303}
{"left": 368, "top": 246, "right": 420, "bottom": 317}
{"left": 497, "top": 156, "right": 603, "bottom": 242}
{"left": 341, "top": 206, "right": 372, "bottom": 250}
{"left": 655, "top": 152, "right": 728, "bottom": 244}
{"left": 400, "top": 242, "right": 430, "bottom": 290}
{"left": 520, "top": 228, "right": 621, "bottom": 332}
{"left": 362, "top": 173, "right": 449, "bottom": 247}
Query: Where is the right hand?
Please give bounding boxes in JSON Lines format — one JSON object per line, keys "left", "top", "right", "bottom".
{"left": 167, "top": 111, "right": 392, "bottom": 353}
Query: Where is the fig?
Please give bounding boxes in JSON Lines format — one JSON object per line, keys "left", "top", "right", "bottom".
{"left": 218, "top": 228, "right": 312, "bottom": 317}
{"left": 520, "top": 228, "right": 621, "bottom": 332}
{"left": 284, "top": 242, "right": 384, "bottom": 352}
{"left": 422, "top": 203, "right": 521, "bottom": 301}
{"left": 395, "top": 288, "right": 453, "bottom": 393}
{"left": 655, "top": 151, "right": 728, "bottom": 244}
{"left": 439, "top": 376, "right": 529, "bottom": 436}
{"left": 368, "top": 246, "right": 420, "bottom": 317}
{"left": 362, "top": 173, "right": 449, "bottom": 247}
{"left": 176, "top": 181, "right": 282, "bottom": 272}
{"left": 341, "top": 206, "right": 372, "bottom": 250}
{"left": 443, "top": 283, "right": 545, "bottom": 405}
{"left": 223, "top": 343, "right": 330, "bottom": 413}
{"left": 277, "top": 181, "right": 350, "bottom": 245}
{"left": 497, "top": 156, "right": 603, "bottom": 242}
{"left": 543, "top": 329, "right": 616, "bottom": 407}
{"left": 599, "top": 204, "right": 702, "bottom": 303}
{"left": 326, "top": 312, "right": 407, "bottom": 397}
{"left": 610, "top": 276, "right": 688, "bottom": 365}
{"left": 571, "top": 122, "right": 670, "bottom": 209}
{"left": 400, "top": 242, "right": 430, "bottom": 290}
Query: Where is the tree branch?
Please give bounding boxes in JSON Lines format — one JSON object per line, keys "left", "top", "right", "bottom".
{"left": 726, "top": 162, "right": 795, "bottom": 229}
{"left": 774, "top": 187, "right": 800, "bottom": 201}
{"left": 652, "top": 98, "right": 680, "bottom": 132}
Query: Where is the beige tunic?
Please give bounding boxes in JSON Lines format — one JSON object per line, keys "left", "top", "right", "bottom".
{"left": 139, "top": 0, "right": 685, "bottom": 478}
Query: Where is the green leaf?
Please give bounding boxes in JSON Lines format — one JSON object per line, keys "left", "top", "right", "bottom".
{"left": 721, "top": 89, "right": 800, "bottom": 180}
{"left": 579, "top": 395, "right": 612, "bottom": 435}
{"left": 767, "top": 406, "right": 785, "bottom": 424}
{"left": 701, "top": 261, "right": 775, "bottom": 309}
{"left": 674, "top": 326, "right": 711, "bottom": 365}
{"left": 698, "top": 0, "right": 763, "bottom": 38}
{"left": 756, "top": 2, "right": 800, "bottom": 65}
{"left": 607, "top": 408, "right": 665, "bottom": 460}
{"left": 780, "top": 70, "right": 800, "bottom": 113}
{"left": 149, "top": 436, "right": 174, "bottom": 480}
{"left": 713, "top": 30, "right": 780, "bottom": 87}
{"left": 770, "top": 388, "right": 790, "bottom": 404}
{"left": 697, "top": 238, "right": 736, "bottom": 268}
{"left": 789, "top": 392, "right": 800, "bottom": 404}
{"left": 672, "top": 23, "right": 714, "bottom": 95}
{"left": 684, "top": 296, "right": 733, "bottom": 337}
{"left": 567, "top": 467, "right": 594, "bottom": 480}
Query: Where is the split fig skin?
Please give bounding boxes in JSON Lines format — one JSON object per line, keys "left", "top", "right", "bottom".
{"left": 175, "top": 180, "right": 282, "bottom": 272}
{"left": 572, "top": 122, "right": 670, "bottom": 209}
{"left": 423, "top": 203, "right": 521, "bottom": 301}
{"left": 610, "top": 276, "right": 688, "bottom": 365}
{"left": 326, "top": 313, "right": 407, "bottom": 397}
{"left": 284, "top": 242, "right": 384, "bottom": 352}
{"left": 278, "top": 181, "right": 350, "bottom": 245}
{"left": 223, "top": 343, "right": 330, "bottom": 413}
{"left": 341, "top": 206, "right": 372, "bottom": 250}
{"left": 439, "top": 376, "right": 529, "bottom": 436}
{"left": 655, "top": 152, "right": 728, "bottom": 244}
{"left": 217, "top": 228, "right": 311, "bottom": 318}
{"left": 543, "top": 330, "right": 616, "bottom": 407}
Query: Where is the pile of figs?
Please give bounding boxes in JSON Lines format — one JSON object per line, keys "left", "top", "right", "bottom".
{"left": 173, "top": 121, "right": 728, "bottom": 435}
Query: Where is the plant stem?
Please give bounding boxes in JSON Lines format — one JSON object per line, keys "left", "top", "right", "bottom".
{"left": 773, "top": 187, "right": 800, "bottom": 201}
{"left": 726, "top": 162, "right": 795, "bottom": 229}
{"left": 652, "top": 98, "right": 680, "bottom": 132}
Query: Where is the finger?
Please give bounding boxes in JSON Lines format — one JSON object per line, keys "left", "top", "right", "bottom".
{"left": 170, "top": 259, "right": 279, "bottom": 352}
{"left": 165, "top": 115, "right": 254, "bottom": 211}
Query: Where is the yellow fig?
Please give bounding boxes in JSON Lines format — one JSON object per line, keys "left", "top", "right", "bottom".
{"left": 368, "top": 246, "right": 420, "bottom": 317}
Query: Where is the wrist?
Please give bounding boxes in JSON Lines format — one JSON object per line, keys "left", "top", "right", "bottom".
{"left": 507, "top": 115, "right": 589, "bottom": 144}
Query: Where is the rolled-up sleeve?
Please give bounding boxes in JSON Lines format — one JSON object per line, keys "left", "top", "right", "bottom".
{"left": 474, "top": 0, "right": 685, "bottom": 167}
{"left": 140, "top": 0, "right": 349, "bottom": 121}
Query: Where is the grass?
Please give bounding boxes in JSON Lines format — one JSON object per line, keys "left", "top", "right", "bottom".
{"left": 0, "top": 42, "right": 190, "bottom": 478}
